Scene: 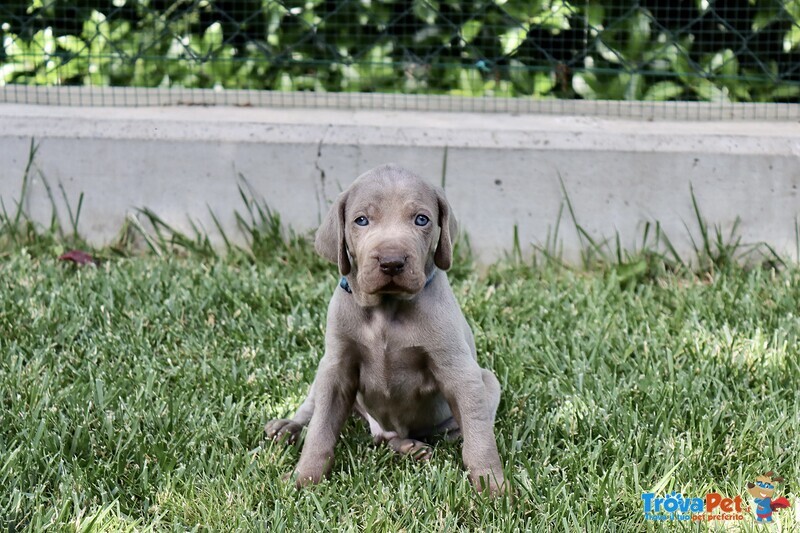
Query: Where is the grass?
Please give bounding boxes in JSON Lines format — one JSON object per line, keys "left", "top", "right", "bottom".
{"left": 2, "top": 172, "right": 800, "bottom": 530}
{"left": 2, "top": 246, "right": 800, "bottom": 531}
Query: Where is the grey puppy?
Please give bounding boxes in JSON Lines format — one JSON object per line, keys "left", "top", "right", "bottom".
{"left": 265, "top": 164, "right": 505, "bottom": 494}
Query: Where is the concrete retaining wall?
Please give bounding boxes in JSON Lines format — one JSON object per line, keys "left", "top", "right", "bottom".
{"left": 1, "top": 96, "right": 799, "bottom": 263}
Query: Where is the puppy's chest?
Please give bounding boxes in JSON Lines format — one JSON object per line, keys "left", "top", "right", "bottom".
{"left": 353, "top": 309, "right": 435, "bottom": 394}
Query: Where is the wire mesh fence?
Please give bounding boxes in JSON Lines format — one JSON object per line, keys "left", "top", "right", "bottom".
{"left": 1, "top": 1, "right": 799, "bottom": 112}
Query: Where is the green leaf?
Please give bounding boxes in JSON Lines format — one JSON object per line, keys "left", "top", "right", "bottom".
{"left": 691, "top": 79, "right": 727, "bottom": 102}
{"left": 32, "top": 28, "right": 56, "bottom": 56}
{"left": 767, "top": 84, "right": 800, "bottom": 100}
{"left": 625, "top": 10, "right": 652, "bottom": 59}
{"left": 500, "top": 27, "right": 528, "bottom": 56}
{"left": 596, "top": 38, "right": 623, "bottom": 64}
{"left": 607, "top": 73, "right": 632, "bottom": 99}
{"left": 783, "top": 25, "right": 800, "bottom": 53}
{"left": 533, "top": 71, "right": 556, "bottom": 95}
{"left": 202, "top": 22, "right": 224, "bottom": 53}
{"left": 751, "top": 6, "right": 778, "bottom": 32}
{"left": 457, "top": 68, "right": 485, "bottom": 95}
{"left": 460, "top": 20, "right": 482, "bottom": 43}
{"left": 585, "top": 4, "right": 605, "bottom": 27}
{"left": 507, "top": 70, "right": 554, "bottom": 97}
{"left": 412, "top": 0, "right": 438, "bottom": 25}
{"left": 56, "top": 35, "right": 85, "bottom": 55}
{"left": 672, "top": 44, "right": 696, "bottom": 84}
{"left": 709, "top": 49, "right": 738, "bottom": 77}
{"left": 531, "top": 0, "right": 573, "bottom": 31}
{"left": 571, "top": 72, "right": 597, "bottom": 99}
{"left": 624, "top": 73, "right": 642, "bottom": 100}
{"left": 1, "top": 62, "right": 27, "bottom": 83}
{"left": 642, "top": 81, "right": 684, "bottom": 101}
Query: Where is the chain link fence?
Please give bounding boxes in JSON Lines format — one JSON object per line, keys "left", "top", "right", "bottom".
{"left": 1, "top": 1, "right": 799, "bottom": 113}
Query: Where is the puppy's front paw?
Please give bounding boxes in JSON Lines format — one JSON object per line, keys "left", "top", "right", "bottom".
{"left": 265, "top": 419, "right": 304, "bottom": 444}
{"left": 292, "top": 469, "right": 326, "bottom": 488}
{"left": 291, "top": 455, "right": 333, "bottom": 488}
{"left": 278, "top": 469, "right": 322, "bottom": 487}
{"left": 470, "top": 470, "right": 509, "bottom": 497}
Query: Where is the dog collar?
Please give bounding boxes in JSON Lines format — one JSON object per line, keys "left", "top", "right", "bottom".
{"left": 339, "top": 270, "right": 437, "bottom": 294}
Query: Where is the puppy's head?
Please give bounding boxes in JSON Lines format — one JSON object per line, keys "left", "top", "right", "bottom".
{"left": 746, "top": 472, "right": 782, "bottom": 499}
{"left": 315, "top": 164, "right": 457, "bottom": 305}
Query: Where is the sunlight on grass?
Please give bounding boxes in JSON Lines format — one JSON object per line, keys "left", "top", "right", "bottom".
{"left": 267, "top": 389, "right": 311, "bottom": 420}
{"left": 2, "top": 182, "right": 800, "bottom": 530}
{"left": 1, "top": 251, "right": 798, "bottom": 530}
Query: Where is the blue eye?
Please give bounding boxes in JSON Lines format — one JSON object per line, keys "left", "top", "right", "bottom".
{"left": 354, "top": 216, "right": 369, "bottom": 226}
{"left": 415, "top": 214, "right": 429, "bottom": 226}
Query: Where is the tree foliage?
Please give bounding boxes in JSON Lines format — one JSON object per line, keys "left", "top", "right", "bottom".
{"left": 1, "top": 0, "right": 799, "bottom": 101}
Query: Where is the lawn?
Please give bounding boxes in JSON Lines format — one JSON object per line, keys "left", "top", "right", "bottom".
{"left": 1, "top": 236, "right": 799, "bottom": 531}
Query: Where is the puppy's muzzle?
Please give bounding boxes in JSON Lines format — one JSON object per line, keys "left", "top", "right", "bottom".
{"left": 378, "top": 255, "right": 407, "bottom": 277}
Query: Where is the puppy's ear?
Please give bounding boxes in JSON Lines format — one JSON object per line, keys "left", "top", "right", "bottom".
{"left": 434, "top": 187, "right": 459, "bottom": 271}
{"left": 315, "top": 192, "right": 351, "bottom": 275}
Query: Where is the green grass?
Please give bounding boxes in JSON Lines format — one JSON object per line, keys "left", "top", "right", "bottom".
{"left": 2, "top": 162, "right": 799, "bottom": 530}
{"left": 2, "top": 241, "right": 800, "bottom": 531}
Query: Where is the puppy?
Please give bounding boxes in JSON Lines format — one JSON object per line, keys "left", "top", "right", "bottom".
{"left": 266, "top": 164, "right": 505, "bottom": 493}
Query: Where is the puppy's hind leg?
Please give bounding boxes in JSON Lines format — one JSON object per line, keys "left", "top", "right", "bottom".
{"left": 265, "top": 381, "right": 316, "bottom": 444}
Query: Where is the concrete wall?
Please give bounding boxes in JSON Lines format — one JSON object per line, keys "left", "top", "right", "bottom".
{"left": 1, "top": 97, "right": 799, "bottom": 263}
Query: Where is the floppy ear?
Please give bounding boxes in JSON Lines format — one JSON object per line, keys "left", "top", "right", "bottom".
{"left": 315, "top": 192, "right": 351, "bottom": 275}
{"left": 434, "top": 188, "right": 459, "bottom": 271}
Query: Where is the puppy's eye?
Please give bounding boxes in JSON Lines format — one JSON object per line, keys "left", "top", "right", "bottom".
{"left": 414, "top": 214, "right": 429, "bottom": 226}
{"left": 354, "top": 216, "right": 369, "bottom": 226}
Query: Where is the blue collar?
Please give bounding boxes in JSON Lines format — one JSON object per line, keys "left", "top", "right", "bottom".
{"left": 339, "top": 270, "right": 437, "bottom": 294}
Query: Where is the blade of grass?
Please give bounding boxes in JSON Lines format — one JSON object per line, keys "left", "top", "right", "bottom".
{"left": 58, "top": 182, "right": 84, "bottom": 238}
{"left": 13, "top": 138, "right": 38, "bottom": 228}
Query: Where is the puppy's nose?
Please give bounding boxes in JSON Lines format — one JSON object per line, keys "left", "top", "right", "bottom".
{"left": 379, "top": 255, "right": 406, "bottom": 276}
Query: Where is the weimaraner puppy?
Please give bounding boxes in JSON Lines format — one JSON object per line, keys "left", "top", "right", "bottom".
{"left": 265, "top": 164, "right": 505, "bottom": 494}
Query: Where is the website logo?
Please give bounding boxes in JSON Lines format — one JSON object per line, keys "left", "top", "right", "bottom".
{"left": 746, "top": 471, "right": 791, "bottom": 524}
{"left": 641, "top": 470, "right": 792, "bottom": 524}
{"left": 641, "top": 491, "right": 746, "bottom": 522}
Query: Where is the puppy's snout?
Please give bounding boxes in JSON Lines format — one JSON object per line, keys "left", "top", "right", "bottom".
{"left": 379, "top": 255, "right": 407, "bottom": 276}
